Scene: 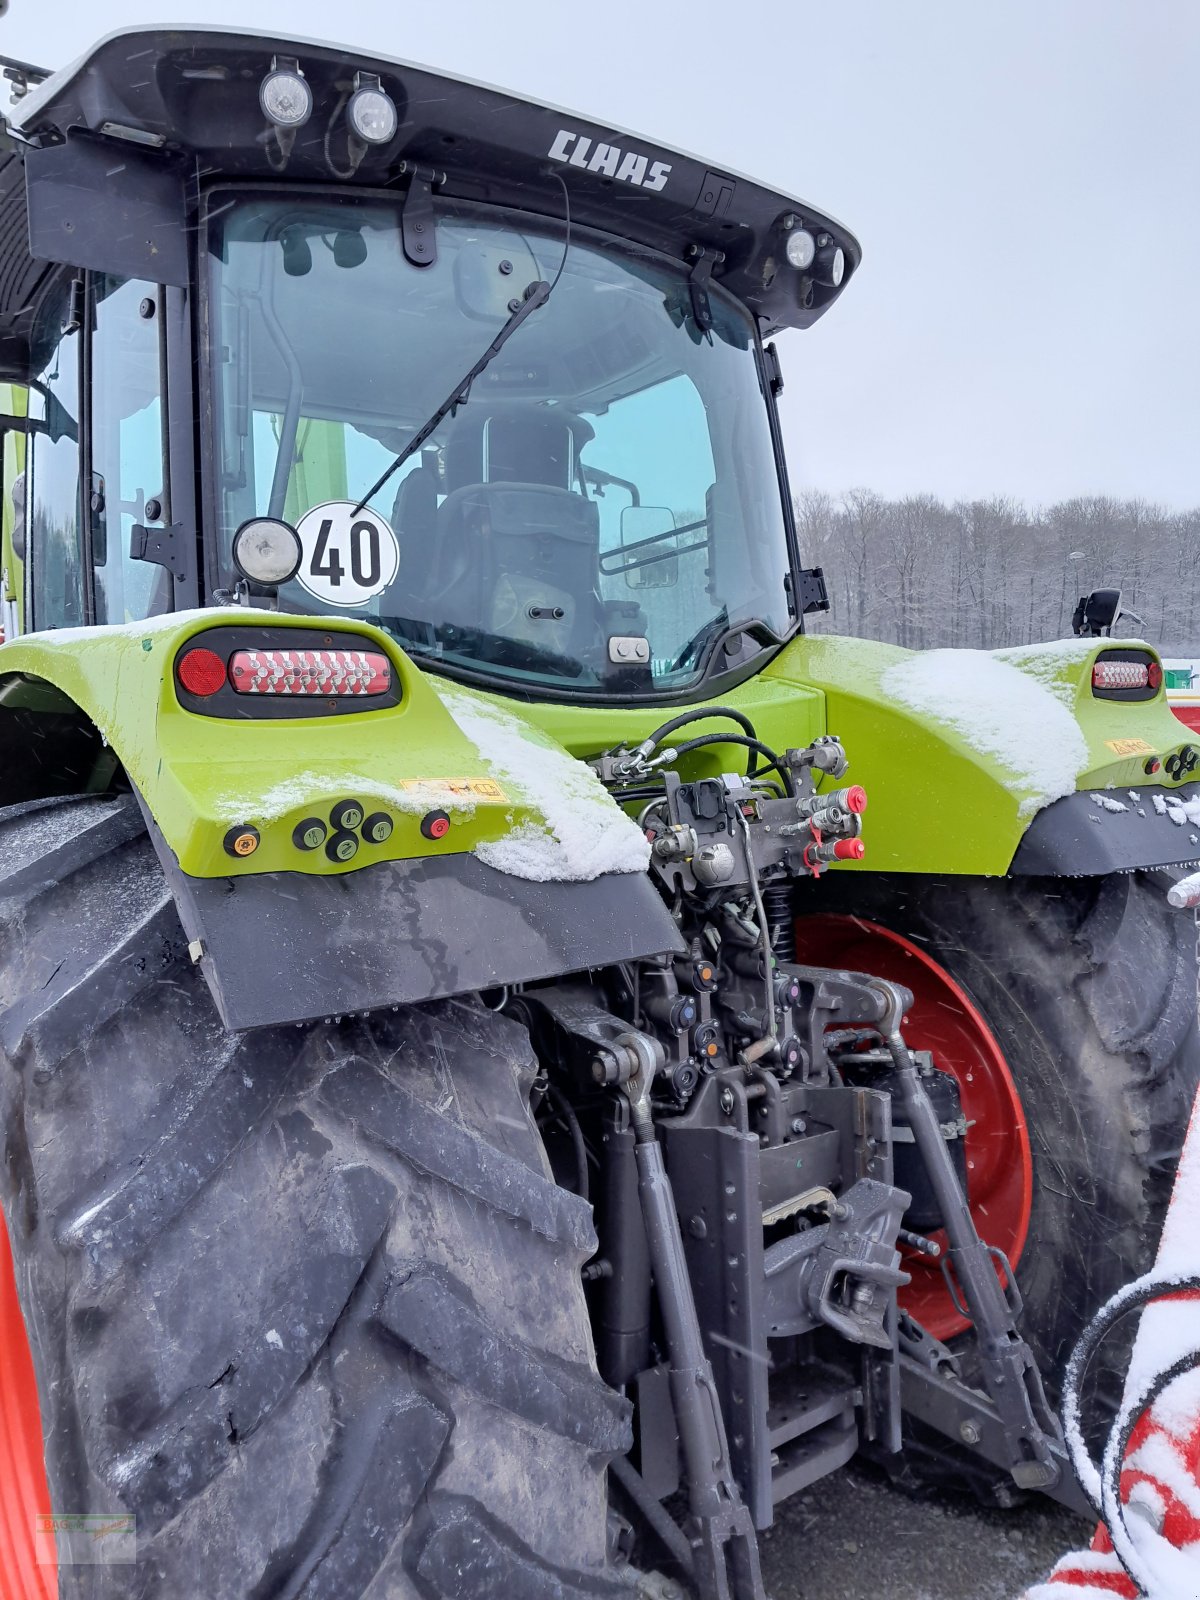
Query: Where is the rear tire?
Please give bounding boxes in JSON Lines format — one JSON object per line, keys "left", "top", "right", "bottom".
{"left": 0, "top": 795, "right": 636, "bottom": 1598}
{"left": 796, "top": 870, "right": 1200, "bottom": 1490}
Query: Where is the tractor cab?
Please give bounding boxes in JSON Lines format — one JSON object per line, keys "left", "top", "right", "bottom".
{"left": 5, "top": 32, "right": 1200, "bottom": 1600}
{"left": 0, "top": 27, "right": 857, "bottom": 700}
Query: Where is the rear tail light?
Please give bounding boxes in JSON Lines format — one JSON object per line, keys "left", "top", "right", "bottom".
{"left": 1091, "top": 650, "right": 1161, "bottom": 701}
{"left": 228, "top": 649, "right": 391, "bottom": 697}
{"left": 173, "top": 628, "right": 401, "bottom": 719}
{"left": 1093, "top": 661, "right": 1150, "bottom": 690}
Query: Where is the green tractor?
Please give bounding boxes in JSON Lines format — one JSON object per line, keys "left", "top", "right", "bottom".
{"left": 0, "top": 28, "right": 1195, "bottom": 1599}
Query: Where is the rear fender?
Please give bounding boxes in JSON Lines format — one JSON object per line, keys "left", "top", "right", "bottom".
{"left": 767, "top": 634, "right": 1200, "bottom": 877}
{"left": 0, "top": 611, "right": 682, "bottom": 1027}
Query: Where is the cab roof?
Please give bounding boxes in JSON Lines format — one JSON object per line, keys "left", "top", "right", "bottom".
{"left": 1, "top": 26, "right": 859, "bottom": 352}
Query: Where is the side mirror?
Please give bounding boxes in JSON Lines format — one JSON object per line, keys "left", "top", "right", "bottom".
{"left": 619, "top": 505, "right": 678, "bottom": 590}
{"left": 1073, "top": 587, "right": 1121, "bottom": 637}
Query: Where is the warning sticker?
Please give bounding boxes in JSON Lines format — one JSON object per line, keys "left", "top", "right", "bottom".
{"left": 401, "top": 777, "right": 509, "bottom": 803}
{"left": 1105, "top": 737, "right": 1155, "bottom": 757}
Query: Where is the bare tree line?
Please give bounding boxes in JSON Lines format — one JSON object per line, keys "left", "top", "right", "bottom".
{"left": 794, "top": 491, "right": 1200, "bottom": 656}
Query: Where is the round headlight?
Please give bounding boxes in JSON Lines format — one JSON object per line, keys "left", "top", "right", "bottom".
{"left": 813, "top": 242, "right": 846, "bottom": 288}
{"left": 348, "top": 84, "right": 398, "bottom": 145}
{"left": 260, "top": 66, "right": 313, "bottom": 129}
{"left": 785, "top": 228, "right": 816, "bottom": 270}
{"left": 232, "top": 518, "right": 303, "bottom": 586}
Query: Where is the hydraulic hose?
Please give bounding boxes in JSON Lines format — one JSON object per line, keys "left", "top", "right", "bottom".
{"left": 542, "top": 1082, "right": 589, "bottom": 1204}
{"left": 670, "top": 733, "right": 794, "bottom": 796}
{"left": 641, "top": 706, "right": 761, "bottom": 770}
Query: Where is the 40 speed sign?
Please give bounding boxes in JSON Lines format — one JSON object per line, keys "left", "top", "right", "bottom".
{"left": 294, "top": 502, "right": 400, "bottom": 607}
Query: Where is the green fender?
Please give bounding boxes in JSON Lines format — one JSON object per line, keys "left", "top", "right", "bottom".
{"left": 761, "top": 634, "right": 1195, "bottom": 875}
{"left": 512, "top": 634, "right": 1198, "bottom": 878}
{"left": 1, "top": 612, "right": 1194, "bottom": 886}
{"left": 0, "top": 609, "right": 651, "bottom": 884}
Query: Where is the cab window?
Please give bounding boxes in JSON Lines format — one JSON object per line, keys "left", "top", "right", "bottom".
{"left": 28, "top": 290, "right": 83, "bottom": 631}
{"left": 26, "top": 274, "right": 168, "bottom": 632}
{"left": 90, "top": 277, "right": 170, "bottom": 624}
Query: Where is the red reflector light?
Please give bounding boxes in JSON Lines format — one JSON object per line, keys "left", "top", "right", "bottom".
{"left": 177, "top": 647, "right": 229, "bottom": 697}
{"left": 228, "top": 649, "right": 391, "bottom": 697}
{"left": 1148, "top": 661, "right": 1163, "bottom": 690}
{"left": 1092, "top": 660, "right": 1150, "bottom": 691}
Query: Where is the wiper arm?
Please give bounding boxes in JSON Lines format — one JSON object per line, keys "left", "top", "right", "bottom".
{"left": 384, "top": 615, "right": 582, "bottom": 679}
{"left": 352, "top": 280, "right": 551, "bottom": 514}
{"left": 672, "top": 613, "right": 781, "bottom": 674}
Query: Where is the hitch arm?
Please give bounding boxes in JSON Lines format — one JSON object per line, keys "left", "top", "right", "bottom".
{"left": 868, "top": 980, "right": 1069, "bottom": 1496}
{"left": 599, "top": 1031, "right": 766, "bottom": 1600}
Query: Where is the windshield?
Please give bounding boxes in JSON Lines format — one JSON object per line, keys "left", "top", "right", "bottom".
{"left": 206, "top": 195, "right": 795, "bottom": 695}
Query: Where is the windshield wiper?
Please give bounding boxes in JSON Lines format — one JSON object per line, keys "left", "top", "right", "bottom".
{"left": 352, "top": 280, "right": 551, "bottom": 513}
{"left": 671, "top": 613, "right": 782, "bottom": 674}
{"left": 381, "top": 614, "right": 583, "bottom": 679}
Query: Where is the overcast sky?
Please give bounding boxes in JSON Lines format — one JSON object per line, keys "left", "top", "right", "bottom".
{"left": 4, "top": 1, "right": 1198, "bottom": 509}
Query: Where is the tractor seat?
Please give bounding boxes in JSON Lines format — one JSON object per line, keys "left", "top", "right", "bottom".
{"left": 428, "top": 481, "right": 600, "bottom": 660}
{"left": 389, "top": 463, "right": 439, "bottom": 602}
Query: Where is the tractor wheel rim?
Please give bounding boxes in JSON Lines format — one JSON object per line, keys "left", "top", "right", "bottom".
{"left": 792, "top": 913, "right": 1033, "bottom": 1341}
{"left": 0, "top": 1210, "right": 55, "bottom": 1599}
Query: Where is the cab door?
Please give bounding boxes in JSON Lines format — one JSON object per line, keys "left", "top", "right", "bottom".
{"left": 22, "top": 272, "right": 171, "bottom": 633}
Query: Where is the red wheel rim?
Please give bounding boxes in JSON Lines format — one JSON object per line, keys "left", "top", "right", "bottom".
{"left": 0, "top": 1210, "right": 55, "bottom": 1599}
{"left": 792, "top": 913, "right": 1033, "bottom": 1340}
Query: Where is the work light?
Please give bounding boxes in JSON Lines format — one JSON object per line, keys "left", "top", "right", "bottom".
{"left": 347, "top": 74, "right": 398, "bottom": 145}
{"left": 813, "top": 239, "right": 846, "bottom": 287}
{"left": 232, "top": 518, "right": 303, "bottom": 586}
{"left": 259, "top": 58, "right": 313, "bottom": 129}
{"left": 785, "top": 228, "right": 816, "bottom": 270}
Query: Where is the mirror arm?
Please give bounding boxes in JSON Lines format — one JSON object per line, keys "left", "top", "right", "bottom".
{"left": 0, "top": 413, "right": 48, "bottom": 437}
{"left": 585, "top": 464, "right": 641, "bottom": 506}
{"left": 600, "top": 533, "right": 708, "bottom": 578}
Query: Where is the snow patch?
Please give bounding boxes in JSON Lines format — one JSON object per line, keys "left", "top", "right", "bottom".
{"left": 1090, "top": 793, "right": 1128, "bottom": 813}
{"left": 438, "top": 687, "right": 650, "bottom": 882}
{"left": 108, "top": 1440, "right": 157, "bottom": 1489}
{"left": 265, "top": 1328, "right": 283, "bottom": 1350}
{"left": 1154, "top": 794, "right": 1169, "bottom": 816}
{"left": 881, "top": 648, "right": 1089, "bottom": 816}
{"left": 1167, "top": 796, "right": 1200, "bottom": 829}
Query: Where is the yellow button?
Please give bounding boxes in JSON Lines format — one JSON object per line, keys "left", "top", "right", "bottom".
{"left": 223, "top": 824, "right": 261, "bottom": 858}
